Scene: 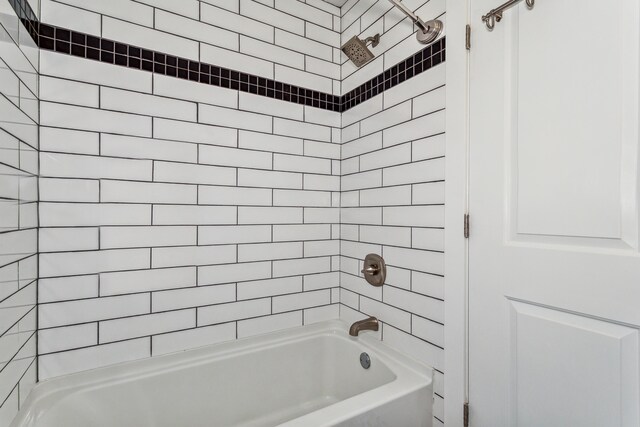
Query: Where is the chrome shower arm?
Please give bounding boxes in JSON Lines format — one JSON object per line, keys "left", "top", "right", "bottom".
{"left": 387, "top": 0, "right": 428, "bottom": 32}
{"left": 387, "top": 0, "right": 443, "bottom": 45}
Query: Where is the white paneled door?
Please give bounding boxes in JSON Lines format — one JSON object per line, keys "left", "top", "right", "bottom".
{"left": 468, "top": 0, "right": 640, "bottom": 426}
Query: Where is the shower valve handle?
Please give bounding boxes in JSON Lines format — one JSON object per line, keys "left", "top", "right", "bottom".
{"left": 362, "top": 265, "right": 380, "bottom": 276}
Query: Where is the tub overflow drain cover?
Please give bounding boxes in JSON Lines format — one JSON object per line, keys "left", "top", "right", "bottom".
{"left": 360, "top": 352, "right": 371, "bottom": 369}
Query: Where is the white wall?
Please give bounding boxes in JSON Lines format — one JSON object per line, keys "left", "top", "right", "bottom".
{"left": 339, "top": 68, "right": 446, "bottom": 427}
{"left": 337, "top": 1, "right": 446, "bottom": 425}
{"left": 0, "top": 1, "right": 39, "bottom": 423}
{"left": 37, "top": 0, "right": 343, "bottom": 379}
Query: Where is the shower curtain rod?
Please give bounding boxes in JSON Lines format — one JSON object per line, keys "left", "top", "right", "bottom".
{"left": 482, "top": 0, "right": 535, "bottom": 30}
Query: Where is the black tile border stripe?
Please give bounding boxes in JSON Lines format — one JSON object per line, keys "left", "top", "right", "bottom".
{"left": 342, "top": 38, "right": 445, "bottom": 111}
{"left": 10, "top": 0, "right": 445, "bottom": 113}
{"left": 37, "top": 22, "right": 341, "bottom": 112}
{"left": 10, "top": 0, "right": 38, "bottom": 42}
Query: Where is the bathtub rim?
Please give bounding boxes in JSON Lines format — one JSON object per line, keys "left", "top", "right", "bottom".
{"left": 12, "top": 319, "right": 433, "bottom": 427}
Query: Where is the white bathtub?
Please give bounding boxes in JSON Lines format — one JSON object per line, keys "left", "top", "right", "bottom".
{"left": 11, "top": 320, "right": 433, "bottom": 427}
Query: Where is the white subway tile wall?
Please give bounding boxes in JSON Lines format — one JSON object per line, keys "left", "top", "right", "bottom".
{"left": 0, "top": 2, "right": 39, "bottom": 423}
{"left": 338, "top": 1, "right": 445, "bottom": 425}
{"left": 37, "top": 0, "right": 342, "bottom": 383}
{"left": 0, "top": 0, "right": 447, "bottom": 425}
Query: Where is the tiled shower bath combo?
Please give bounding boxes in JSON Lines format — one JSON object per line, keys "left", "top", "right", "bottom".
{"left": 0, "top": 0, "right": 446, "bottom": 425}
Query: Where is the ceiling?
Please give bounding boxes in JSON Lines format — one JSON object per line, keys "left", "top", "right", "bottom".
{"left": 322, "top": 0, "right": 350, "bottom": 7}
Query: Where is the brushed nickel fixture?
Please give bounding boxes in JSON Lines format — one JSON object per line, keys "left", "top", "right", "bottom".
{"left": 482, "top": 0, "right": 535, "bottom": 30}
{"left": 361, "top": 253, "right": 386, "bottom": 287}
{"left": 349, "top": 317, "right": 379, "bottom": 336}
{"left": 387, "top": 0, "right": 443, "bottom": 45}
{"left": 341, "top": 34, "right": 380, "bottom": 67}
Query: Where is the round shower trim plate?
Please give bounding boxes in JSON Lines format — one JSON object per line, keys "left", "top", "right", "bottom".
{"left": 416, "top": 19, "right": 443, "bottom": 45}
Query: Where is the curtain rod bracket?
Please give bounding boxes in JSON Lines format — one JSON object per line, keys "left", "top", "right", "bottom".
{"left": 482, "top": 0, "right": 535, "bottom": 30}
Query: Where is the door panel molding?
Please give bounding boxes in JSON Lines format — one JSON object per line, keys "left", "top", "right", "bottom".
{"left": 508, "top": 299, "right": 640, "bottom": 427}
{"left": 501, "top": 1, "right": 640, "bottom": 250}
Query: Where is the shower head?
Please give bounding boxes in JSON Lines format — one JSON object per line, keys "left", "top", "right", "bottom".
{"left": 341, "top": 34, "right": 380, "bottom": 68}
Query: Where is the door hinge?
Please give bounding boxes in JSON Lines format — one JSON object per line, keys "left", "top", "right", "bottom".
{"left": 465, "top": 24, "right": 471, "bottom": 50}
{"left": 464, "top": 214, "right": 470, "bottom": 238}
{"left": 463, "top": 402, "right": 470, "bottom": 427}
